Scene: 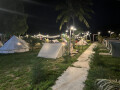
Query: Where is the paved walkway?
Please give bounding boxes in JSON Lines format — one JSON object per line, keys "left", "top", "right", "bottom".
{"left": 52, "top": 43, "right": 97, "bottom": 90}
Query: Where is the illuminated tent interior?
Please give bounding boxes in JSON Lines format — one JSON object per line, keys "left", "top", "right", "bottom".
{"left": 38, "top": 43, "right": 65, "bottom": 59}
{"left": 0, "top": 35, "right": 29, "bottom": 54}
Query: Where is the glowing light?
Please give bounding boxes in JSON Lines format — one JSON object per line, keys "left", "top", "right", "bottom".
{"left": 98, "top": 32, "right": 101, "bottom": 35}
{"left": 70, "top": 26, "right": 77, "bottom": 31}
{"left": 66, "top": 30, "right": 68, "bottom": 33}
{"left": 17, "top": 42, "right": 21, "bottom": 45}
{"left": 62, "top": 42, "right": 66, "bottom": 46}
{"left": 111, "top": 32, "right": 114, "bottom": 34}
{"left": 108, "top": 31, "right": 111, "bottom": 33}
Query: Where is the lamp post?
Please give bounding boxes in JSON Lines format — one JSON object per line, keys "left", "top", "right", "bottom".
{"left": 108, "top": 31, "right": 111, "bottom": 37}
{"left": 89, "top": 33, "right": 92, "bottom": 43}
{"left": 108, "top": 30, "right": 114, "bottom": 38}
{"left": 69, "top": 26, "right": 76, "bottom": 55}
{"left": 98, "top": 32, "right": 101, "bottom": 35}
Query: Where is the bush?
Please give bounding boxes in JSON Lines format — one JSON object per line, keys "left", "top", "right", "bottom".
{"left": 98, "top": 35, "right": 103, "bottom": 43}
{"left": 23, "top": 36, "right": 42, "bottom": 51}
{"left": 86, "top": 40, "right": 91, "bottom": 43}
{"left": 63, "top": 55, "right": 72, "bottom": 63}
{"left": 91, "top": 46, "right": 104, "bottom": 66}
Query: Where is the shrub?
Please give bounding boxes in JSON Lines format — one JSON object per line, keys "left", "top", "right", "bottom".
{"left": 91, "top": 46, "right": 105, "bottom": 66}
{"left": 98, "top": 35, "right": 103, "bottom": 43}
{"left": 23, "top": 36, "right": 42, "bottom": 51}
{"left": 86, "top": 40, "right": 91, "bottom": 43}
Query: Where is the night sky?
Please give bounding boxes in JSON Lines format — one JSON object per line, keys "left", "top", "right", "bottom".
{"left": 24, "top": 0, "right": 120, "bottom": 35}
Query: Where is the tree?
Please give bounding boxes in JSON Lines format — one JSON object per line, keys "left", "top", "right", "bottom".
{"left": 0, "top": 0, "right": 28, "bottom": 36}
{"left": 111, "top": 33, "right": 117, "bottom": 38}
{"left": 23, "top": 36, "right": 41, "bottom": 51}
{"left": 56, "top": 0, "right": 93, "bottom": 30}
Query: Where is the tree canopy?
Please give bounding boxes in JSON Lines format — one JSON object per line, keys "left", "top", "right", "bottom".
{"left": 56, "top": 0, "right": 94, "bottom": 30}
{"left": 0, "top": 0, "right": 28, "bottom": 35}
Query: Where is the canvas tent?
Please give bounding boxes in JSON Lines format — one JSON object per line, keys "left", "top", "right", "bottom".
{"left": 107, "top": 40, "right": 120, "bottom": 50}
{"left": 103, "top": 38, "right": 118, "bottom": 47}
{"left": 52, "top": 39, "right": 59, "bottom": 43}
{"left": 0, "top": 35, "right": 29, "bottom": 54}
{"left": 111, "top": 42, "right": 120, "bottom": 57}
{"left": 76, "top": 39, "right": 87, "bottom": 46}
{"left": 38, "top": 43, "right": 65, "bottom": 59}
{"left": 0, "top": 41, "right": 3, "bottom": 47}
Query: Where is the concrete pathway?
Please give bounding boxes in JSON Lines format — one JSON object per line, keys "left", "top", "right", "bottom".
{"left": 52, "top": 43, "right": 97, "bottom": 90}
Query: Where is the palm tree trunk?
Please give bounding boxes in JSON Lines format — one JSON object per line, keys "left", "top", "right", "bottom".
{"left": 72, "top": 16, "right": 75, "bottom": 26}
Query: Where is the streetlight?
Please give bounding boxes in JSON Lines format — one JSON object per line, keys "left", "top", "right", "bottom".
{"left": 108, "top": 30, "right": 111, "bottom": 37}
{"left": 111, "top": 32, "right": 114, "bottom": 34}
{"left": 70, "top": 26, "right": 76, "bottom": 31}
{"left": 98, "top": 32, "right": 101, "bottom": 35}
{"left": 85, "top": 31, "right": 91, "bottom": 40}
{"left": 68, "top": 25, "right": 77, "bottom": 55}
{"left": 108, "top": 31, "right": 111, "bottom": 33}
{"left": 66, "top": 30, "right": 68, "bottom": 33}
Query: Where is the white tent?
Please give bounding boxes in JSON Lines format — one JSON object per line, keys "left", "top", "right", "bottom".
{"left": 76, "top": 39, "right": 87, "bottom": 46}
{"left": 52, "top": 39, "right": 59, "bottom": 43}
{"left": 111, "top": 42, "right": 120, "bottom": 57}
{"left": 0, "top": 41, "right": 3, "bottom": 47}
{"left": 0, "top": 35, "right": 29, "bottom": 54}
{"left": 38, "top": 43, "right": 65, "bottom": 59}
{"left": 19, "top": 37, "right": 29, "bottom": 49}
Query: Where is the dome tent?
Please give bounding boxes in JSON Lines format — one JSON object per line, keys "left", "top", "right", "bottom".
{"left": 0, "top": 35, "right": 29, "bottom": 54}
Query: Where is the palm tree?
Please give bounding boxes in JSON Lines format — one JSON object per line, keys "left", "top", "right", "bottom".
{"left": 56, "top": 0, "right": 94, "bottom": 30}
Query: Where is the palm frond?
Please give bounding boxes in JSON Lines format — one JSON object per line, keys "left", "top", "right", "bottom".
{"left": 59, "top": 15, "right": 70, "bottom": 30}
{"left": 56, "top": 10, "right": 69, "bottom": 23}
{"left": 95, "top": 79, "right": 120, "bottom": 90}
{"left": 56, "top": 0, "right": 93, "bottom": 30}
{"left": 78, "top": 14, "right": 90, "bottom": 28}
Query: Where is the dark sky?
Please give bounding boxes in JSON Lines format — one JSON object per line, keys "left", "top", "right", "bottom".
{"left": 24, "top": 0, "right": 120, "bottom": 35}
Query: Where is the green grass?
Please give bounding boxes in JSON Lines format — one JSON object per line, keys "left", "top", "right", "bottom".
{"left": 84, "top": 43, "right": 120, "bottom": 90}
{"left": 0, "top": 44, "right": 90, "bottom": 90}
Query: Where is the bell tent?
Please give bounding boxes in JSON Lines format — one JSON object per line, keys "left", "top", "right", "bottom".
{"left": 0, "top": 35, "right": 29, "bottom": 54}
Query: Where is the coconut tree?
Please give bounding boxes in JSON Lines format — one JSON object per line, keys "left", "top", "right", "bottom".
{"left": 56, "top": 0, "right": 94, "bottom": 30}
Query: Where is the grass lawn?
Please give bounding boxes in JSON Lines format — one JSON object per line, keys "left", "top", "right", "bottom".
{"left": 84, "top": 43, "right": 120, "bottom": 90}
{"left": 0, "top": 44, "right": 90, "bottom": 90}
